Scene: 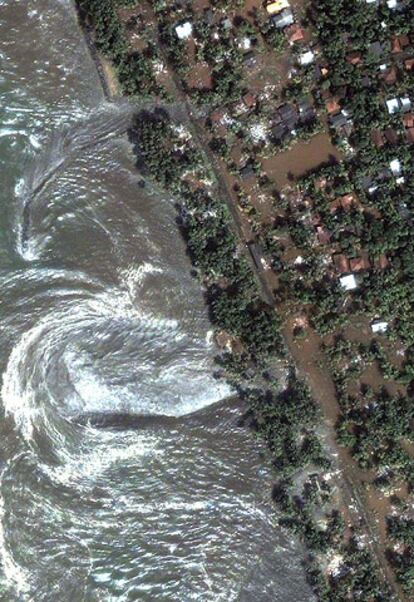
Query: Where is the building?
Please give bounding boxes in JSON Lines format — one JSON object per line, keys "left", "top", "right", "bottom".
{"left": 350, "top": 257, "right": 370, "bottom": 272}
{"left": 316, "top": 226, "right": 331, "bottom": 245}
{"left": 371, "top": 320, "right": 388, "bottom": 334}
{"left": 271, "top": 8, "right": 294, "bottom": 29}
{"left": 389, "top": 158, "right": 402, "bottom": 176}
{"left": 340, "top": 274, "right": 358, "bottom": 291}
{"left": 326, "top": 97, "right": 341, "bottom": 114}
{"left": 333, "top": 254, "right": 350, "bottom": 273}
{"left": 175, "top": 22, "right": 193, "bottom": 40}
{"left": 266, "top": 0, "right": 290, "bottom": 15}
{"left": 240, "top": 162, "right": 255, "bottom": 180}
{"left": 371, "top": 129, "right": 385, "bottom": 148}
{"left": 298, "top": 50, "right": 315, "bottom": 66}
{"left": 286, "top": 24, "right": 305, "bottom": 44}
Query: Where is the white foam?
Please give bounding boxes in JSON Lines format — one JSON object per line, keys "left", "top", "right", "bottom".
{"left": 0, "top": 462, "right": 32, "bottom": 599}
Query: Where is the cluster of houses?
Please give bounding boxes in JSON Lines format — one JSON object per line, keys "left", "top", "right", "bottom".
{"left": 265, "top": 0, "right": 295, "bottom": 30}
{"left": 289, "top": 184, "right": 389, "bottom": 293}
{"left": 271, "top": 99, "right": 316, "bottom": 143}
{"left": 323, "top": 31, "right": 414, "bottom": 144}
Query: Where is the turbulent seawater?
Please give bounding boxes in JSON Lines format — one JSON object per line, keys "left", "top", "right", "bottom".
{"left": 0, "top": 1, "right": 315, "bottom": 600}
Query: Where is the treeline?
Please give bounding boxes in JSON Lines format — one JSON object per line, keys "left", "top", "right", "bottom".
{"left": 78, "top": 0, "right": 163, "bottom": 97}
{"left": 128, "top": 111, "right": 285, "bottom": 359}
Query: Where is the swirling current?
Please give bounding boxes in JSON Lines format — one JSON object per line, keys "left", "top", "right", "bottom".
{"left": 0, "top": 1, "right": 315, "bottom": 600}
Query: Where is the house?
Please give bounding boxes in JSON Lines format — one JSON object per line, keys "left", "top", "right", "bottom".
{"left": 384, "top": 128, "right": 398, "bottom": 144}
{"left": 239, "top": 37, "right": 252, "bottom": 51}
{"left": 405, "top": 58, "right": 414, "bottom": 71}
{"left": 266, "top": 0, "right": 290, "bottom": 15}
{"left": 406, "top": 128, "right": 414, "bottom": 144}
{"left": 286, "top": 24, "right": 305, "bottom": 44}
{"left": 387, "top": 0, "right": 402, "bottom": 10}
{"left": 271, "top": 8, "right": 294, "bottom": 29}
{"left": 388, "top": 96, "right": 413, "bottom": 114}
{"left": 347, "top": 52, "right": 362, "bottom": 66}
{"left": 389, "top": 158, "right": 402, "bottom": 176}
{"left": 371, "top": 129, "right": 385, "bottom": 148}
{"left": 333, "top": 254, "right": 350, "bottom": 273}
{"left": 329, "top": 111, "right": 353, "bottom": 136}
{"left": 369, "top": 41, "right": 386, "bottom": 59}
{"left": 381, "top": 66, "right": 397, "bottom": 85}
{"left": 340, "top": 193, "right": 356, "bottom": 209}
{"left": 298, "top": 100, "right": 316, "bottom": 122}
{"left": 243, "top": 51, "right": 258, "bottom": 68}
{"left": 386, "top": 97, "right": 401, "bottom": 114}
{"left": 340, "top": 274, "right": 358, "bottom": 291}
{"left": 272, "top": 123, "right": 289, "bottom": 142}
{"left": 242, "top": 92, "right": 256, "bottom": 108}
{"left": 277, "top": 103, "right": 299, "bottom": 130}
{"left": 326, "top": 97, "right": 341, "bottom": 114}
{"left": 376, "top": 254, "right": 389, "bottom": 269}
{"left": 316, "top": 226, "right": 331, "bottom": 245}
{"left": 298, "top": 50, "right": 315, "bottom": 66}
{"left": 240, "top": 162, "right": 255, "bottom": 180}
{"left": 350, "top": 257, "right": 370, "bottom": 272}
{"left": 371, "top": 320, "right": 388, "bottom": 334}
{"left": 175, "top": 22, "right": 193, "bottom": 40}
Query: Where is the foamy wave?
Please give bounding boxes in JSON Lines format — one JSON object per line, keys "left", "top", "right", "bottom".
{"left": 0, "top": 463, "right": 31, "bottom": 599}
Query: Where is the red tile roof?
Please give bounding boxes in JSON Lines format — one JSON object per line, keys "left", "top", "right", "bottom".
{"left": 242, "top": 92, "right": 256, "bottom": 108}
{"left": 405, "top": 58, "right": 414, "bottom": 71}
{"left": 376, "top": 254, "right": 389, "bottom": 270}
{"left": 333, "top": 254, "right": 350, "bottom": 274}
{"left": 391, "top": 37, "right": 402, "bottom": 54}
{"left": 316, "top": 226, "right": 331, "bottom": 245}
{"left": 347, "top": 52, "right": 362, "bottom": 65}
{"left": 403, "top": 113, "right": 414, "bottom": 128}
{"left": 371, "top": 129, "right": 385, "bottom": 148}
{"left": 350, "top": 257, "right": 370, "bottom": 272}
{"left": 286, "top": 24, "right": 305, "bottom": 44}
{"left": 326, "top": 98, "right": 341, "bottom": 114}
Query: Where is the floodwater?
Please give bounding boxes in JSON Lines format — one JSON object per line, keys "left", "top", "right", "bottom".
{"left": 0, "top": 1, "right": 315, "bottom": 600}
{"left": 263, "top": 132, "right": 342, "bottom": 189}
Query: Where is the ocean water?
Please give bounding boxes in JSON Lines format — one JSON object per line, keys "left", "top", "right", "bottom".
{"left": 0, "top": 1, "right": 314, "bottom": 600}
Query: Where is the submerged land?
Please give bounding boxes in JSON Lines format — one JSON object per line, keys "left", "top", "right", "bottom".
{"left": 76, "top": 0, "right": 414, "bottom": 599}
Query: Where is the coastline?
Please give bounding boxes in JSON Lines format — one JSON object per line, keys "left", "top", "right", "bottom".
{"left": 73, "top": 1, "right": 410, "bottom": 600}
{"left": 73, "top": 1, "right": 118, "bottom": 100}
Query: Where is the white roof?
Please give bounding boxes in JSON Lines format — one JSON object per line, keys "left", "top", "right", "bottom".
{"left": 371, "top": 321, "right": 388, "bottom": 333}
{"left": 240, "top": 37, "right": 252, "bottom": 50}
{"left": 387, "top": 0, "right": 398, "bottom": 8}
{"left": 386, "top": 98, "right": 400, "bottom": 114}
{"left": 401, "top": 96, "right": 412, "bottom": 110}
{"left": 299, "top": 50, "right": 315, "bottom": 66}
{"left": 175, "top": 22, "right": 193, "bottom": 40}
{"left": 340, "top": 274, "right": 358, "bottom": 291}
{"left": 389, "top": 158, "right": 402, "bottom": 175}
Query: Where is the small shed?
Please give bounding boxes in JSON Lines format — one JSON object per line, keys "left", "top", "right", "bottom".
{"left": 340, "top": 274, "right": 358, "bottom": 291}
{"left": 371, "top": 320, "right": 388, "bottom": 334}
{"left": 175, "top": 22, "right": 193, "bottom": 40}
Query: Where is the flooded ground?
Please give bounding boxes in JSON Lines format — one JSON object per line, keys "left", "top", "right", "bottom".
{"left": 263, "top": 132, "right": 342, "bottom": 189}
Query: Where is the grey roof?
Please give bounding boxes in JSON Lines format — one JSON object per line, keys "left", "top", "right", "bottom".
{"left": 271, "top": 9, "right": 294, "bottom": 29}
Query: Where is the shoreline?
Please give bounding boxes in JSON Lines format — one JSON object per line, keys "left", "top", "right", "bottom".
{"left": 73, "top": 0, "right": 118, "bottom": 100}
{"left": 74, "top": 1, "right": 408, "bottom": 600}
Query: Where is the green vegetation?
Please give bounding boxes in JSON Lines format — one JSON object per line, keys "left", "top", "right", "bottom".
{"left": 78, "top": 0, "right": 163, "bottom": 97}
